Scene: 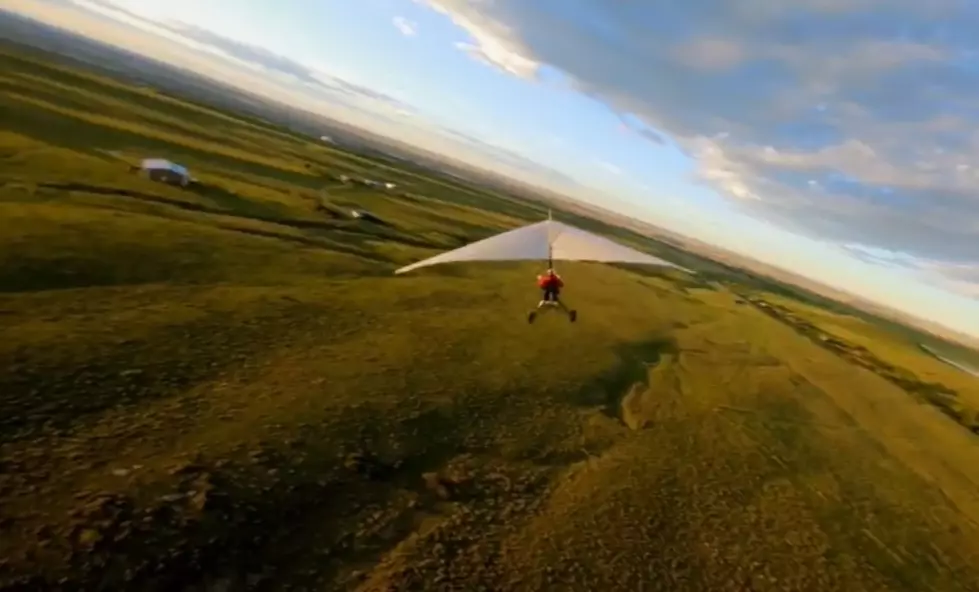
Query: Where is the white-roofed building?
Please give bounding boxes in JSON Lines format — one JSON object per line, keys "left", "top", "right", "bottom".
{"left": 139, "top": 158, "right": 191, "bottom": 187}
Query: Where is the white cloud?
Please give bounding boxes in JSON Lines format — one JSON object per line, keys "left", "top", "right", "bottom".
{"left": 392, "top": 16, "right": 417, "bottom": 37}
{"left": 426, "top": 0, "right": 539, "bottom": 79}
{"left": 416, "top": 0, "right": 979, "bottom": 302}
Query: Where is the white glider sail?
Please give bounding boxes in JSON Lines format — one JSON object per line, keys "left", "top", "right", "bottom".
{"left": 395, "top": 218, "right": 687, "bottom": 274}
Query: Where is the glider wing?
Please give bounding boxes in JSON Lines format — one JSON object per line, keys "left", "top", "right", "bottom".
{"left": 548, "top": 222, "right": 681, "bottom": 266}
{"left": 394, "top": 220, "right": 552, "bottom": 274}
{"left": 394, "top": 219, "right": 689, "bottom": 274}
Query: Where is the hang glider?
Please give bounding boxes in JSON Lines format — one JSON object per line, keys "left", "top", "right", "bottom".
{"left": 394, "top": 217, "right": 690, "bottom": 275}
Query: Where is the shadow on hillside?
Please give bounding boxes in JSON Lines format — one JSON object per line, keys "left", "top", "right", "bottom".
{"left": 514, "top": 336, "right": 679, "bottom": 467}
{"left": 566, "top": 336, "right": 679, "bottom": 416}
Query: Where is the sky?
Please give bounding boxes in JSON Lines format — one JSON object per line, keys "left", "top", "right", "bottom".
{"left": 4, "top": 0, "right": 979, "bottom": 337}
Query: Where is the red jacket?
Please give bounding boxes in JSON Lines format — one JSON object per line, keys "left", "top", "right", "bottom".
{"left": 537, "top": 273, "right": 563, "bottom": 289}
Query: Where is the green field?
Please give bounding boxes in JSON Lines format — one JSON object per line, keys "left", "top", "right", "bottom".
{"left": 3, "top": 42, "right": 979, "bottom": 591}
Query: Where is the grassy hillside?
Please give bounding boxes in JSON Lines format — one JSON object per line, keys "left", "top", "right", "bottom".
{"left": 3, "top": 41, "right": 979, "bottom": 591}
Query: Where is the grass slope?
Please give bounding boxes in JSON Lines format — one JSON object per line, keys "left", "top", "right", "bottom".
{"left": 2, "top": 42, "right": 979, "bottom": 591}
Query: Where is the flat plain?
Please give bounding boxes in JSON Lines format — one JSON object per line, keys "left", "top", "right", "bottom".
{"left": 3, "top": 42, "right": 979, "bottom": 591}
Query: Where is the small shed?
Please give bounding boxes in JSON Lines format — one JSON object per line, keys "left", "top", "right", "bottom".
{"left": 140, "top": 158, "right": 191, "bottom": 187}
{"left": 351, "top": 209, "right": 383, "bottom": 223}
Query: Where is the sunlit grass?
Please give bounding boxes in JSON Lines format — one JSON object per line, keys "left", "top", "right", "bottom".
{"left": 2, "top": 39, "right": 979, "bottom": 591}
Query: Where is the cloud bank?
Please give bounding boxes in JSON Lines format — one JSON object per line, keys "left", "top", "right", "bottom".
{"left": 421, "top": 0, "right": 979, "bottom": 298}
